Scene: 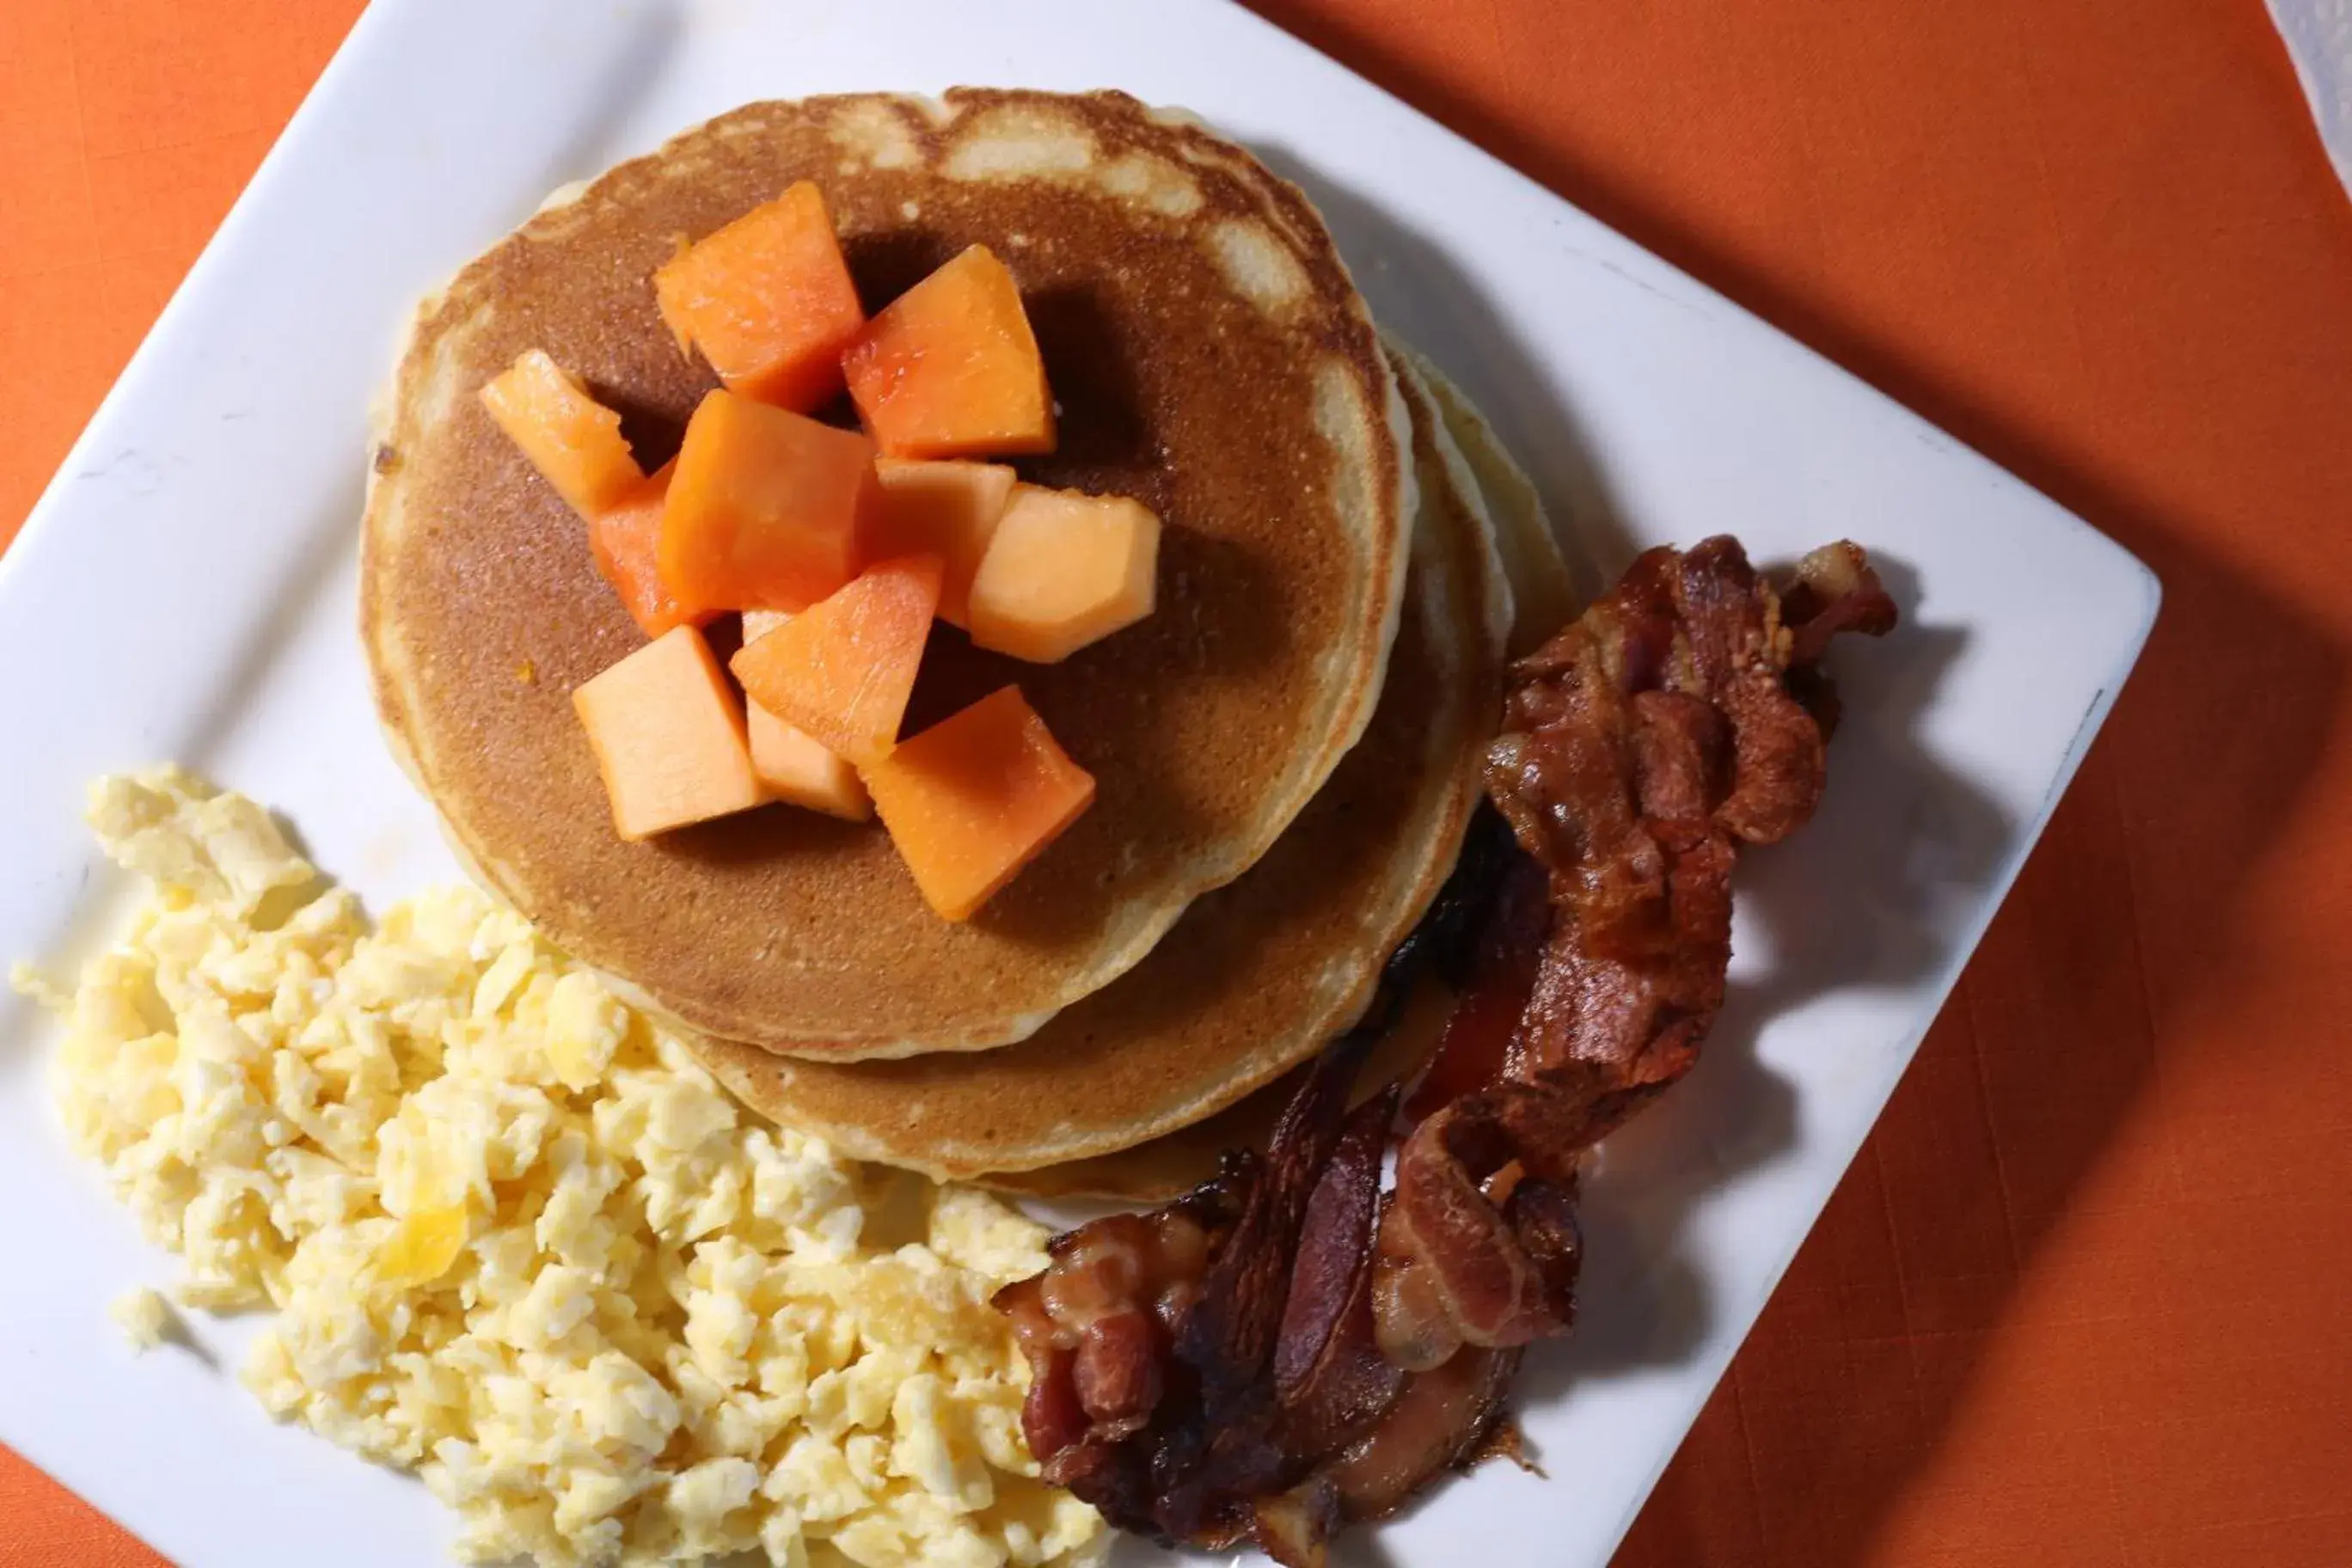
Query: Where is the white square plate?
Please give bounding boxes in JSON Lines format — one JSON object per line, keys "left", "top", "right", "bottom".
{"left": 0, "top": 2, "right": 2156, "bottom": 1565}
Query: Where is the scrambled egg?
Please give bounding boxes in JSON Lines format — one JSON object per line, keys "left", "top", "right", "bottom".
{"left": 26, "top": 769, "right": 1104, "bottom": 1568}
{"left": 109, "top": 1285, "right": 173, "bottom": 1351}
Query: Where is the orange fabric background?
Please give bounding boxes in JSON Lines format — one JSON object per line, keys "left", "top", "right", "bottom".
{"left": 4, "top": 1, "right": 2349, "bottom": 1565}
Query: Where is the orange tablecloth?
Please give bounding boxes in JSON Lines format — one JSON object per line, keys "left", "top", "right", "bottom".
{"left": 6, "top": 1, "right": 2349, "bottom": 1564}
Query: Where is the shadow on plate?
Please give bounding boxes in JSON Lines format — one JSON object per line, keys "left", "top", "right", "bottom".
{"left": 1521, "top": 548, "right": 2008, "bottom": 1400}
{"left": 513, "top": 5, "right": 685, "bottom": 227}
{"left": 1253, "top": 145, "right": 1641, "bottom": 603}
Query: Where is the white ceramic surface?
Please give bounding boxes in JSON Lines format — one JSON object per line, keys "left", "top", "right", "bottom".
{"left": 2267, "top": 0, "right": 2352, "bottom": 199}
{"left": 0, "top": 2, "right": 2157, "bottom": 1565}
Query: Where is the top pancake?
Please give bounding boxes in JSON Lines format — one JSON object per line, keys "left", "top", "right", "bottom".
{"left": 363, "top": 91, "right": 1413, "bottom": 1057}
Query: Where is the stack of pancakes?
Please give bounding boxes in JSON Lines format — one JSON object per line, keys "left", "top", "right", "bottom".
{"left": 364, "top": 90, "right": 1576, "bottom": 1200}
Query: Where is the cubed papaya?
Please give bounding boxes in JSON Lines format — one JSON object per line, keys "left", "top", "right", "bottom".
{"left": 572, "top": 625, "right": 765, "bottom": 840}
{"left": 478, "top": 348, "right": 643, "bottom": 518}
{"left": 842, "top": 245, "right": 1055, "bottom": 458}
{"left": 653, "top": 182, "right": 866, "bottom": 412}
{"left": 585, "top": 462, "right": 711, "bottom": 639}
{"left": 738, "top": 611, "right": 873, "bottom": 821}
{"left": 745, "top": 707, "right": 873, "bottom": 822}
{"left": 863, "top": 686, "right": 1096, "bottom": 922}
{"left": 659, "top": 389, "right": 878, "bottom": 616}
{"left": 867, "top": 458, "right": 1018, "bottom": 628}
{"left": 965, "top": 486, "right": 1160, "bottom": 662}
{"left": 729, "top": 555, "right": 942, "bottom": 767}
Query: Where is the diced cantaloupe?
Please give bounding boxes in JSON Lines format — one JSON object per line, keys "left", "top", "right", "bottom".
{"left": 867, "top": 458, "right": 1018, "bottom": 628}
{"left": 659, "top": 389, "right": 879, "bottom": 616}
{"left": 745, "top": 707, "right": 873, "bottom": 822}
{"left": 841, "top": 245, "right": 1055, "bottom": 458}
{"left": 729, "top": 556, "right": 943, "bottom": 767}
{"left": 965, "top": 486, "right": 1161, "bottom": 663}
{"left": 653, "top": 182, "right": 867, "bottom": 413}
{"left": 478, "top": 348, "right": 644, "bottom": 518}
{"left": 738, "top": 610, "right": 872, "bottom": 822}
{"left": 572, "top": 625, "right": 765, "bottom": 840}
{"left": 586, "top": 461, "right": 712, "bottom": 639}
{"left": 864, "top": 686, "right": 1097, "bottom": 922}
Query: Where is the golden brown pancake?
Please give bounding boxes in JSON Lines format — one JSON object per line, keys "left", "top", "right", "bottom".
{"left": 690, "top": 346, "right": 1510, "bottom": 1178}
{"left": 364, "top": 90, "right": 1412, "bottom": 1059}
{"left": 977, "top": 352, "right": 1578, "bottom": 1202}
{"left": 983, "top": 973, "right": 1459, "bottom": 1203}
{"left": 1395, "top": 341, "right": 1579, "bottom": 657}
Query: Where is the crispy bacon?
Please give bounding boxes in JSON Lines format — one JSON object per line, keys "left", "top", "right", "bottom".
{"left": 1403, "top": 854, "right": 1550, "bottom": 1124}
{"left": 997, "top": 537, "right": 1895, "bottom": 1565}
{"left": 1322, "top": 1344, "right": 1523, "bottom": 1520}
{"left": 1272, "top": 1092, "right": 1403, "bottom": 1444}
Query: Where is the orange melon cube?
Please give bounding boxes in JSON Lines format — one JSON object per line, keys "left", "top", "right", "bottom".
{"left": 572, "top": 625, "right": 765, "bottom": 841}
{"left": 478, "top": 348, "right": 642, "bottom": 518}
{"left": 965, "top": 486, "right": 1161, "bottom": 663}
{"left": 867, "top": 458, "right": 1018, "bottom": 628}
{"left": 739, "top": 611, "right": 872, "bottom": 822}
{"left": 865, "top": 687, "right": 1097, "bottom": 922}
{"left": 746, "top": 707, "right": 873, "bottom": 821}
{"left": 586, "top": 461, "right": 713, "bottom": 639}
{"left": 659, "top": 389, "right": 878, "bottom": 616}
{"left": 729, "top": 555, "right": 943, "bottom": 767}
{"left": 653, "top": 182, "right": 867, "bottom": 413}
{"left": 842, "top": 245, "right": 1055, "bottom": 458}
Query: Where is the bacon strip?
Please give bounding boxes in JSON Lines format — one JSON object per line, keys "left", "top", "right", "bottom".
{"left": 1274, "top": 1093, "right": 1393, "bottom": 1397}
{"left": 1323, "top": 1344, "right": 1523, "bottom": 1521}
{"left": 1403, "top": 852, "right": 1550, "bottom": 1124}
{"left": 997, "top": 536, "right": 1896, "bottom": 1565}
{"left": 1180, "top": 1030, "right": 1377, "bottom": 1415}
{"left": 1273, "top": 1095, "right": 1406, "bottom": 1458}
{"left": 1371, "top": 538, "right": 1888, "bottom": 1358}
